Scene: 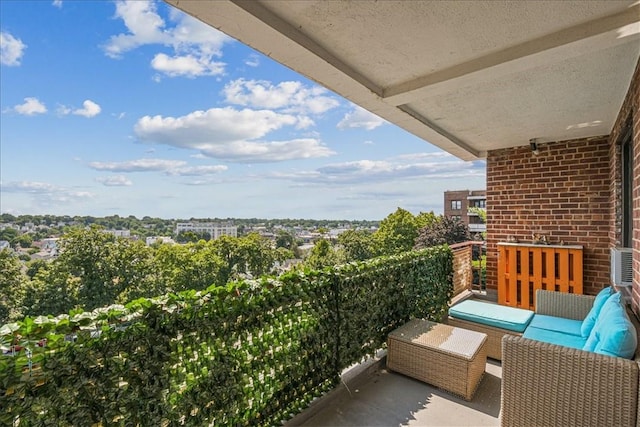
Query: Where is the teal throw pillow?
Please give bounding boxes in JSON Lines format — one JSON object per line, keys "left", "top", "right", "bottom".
{"left": 581, "top": 286, "right": 613, "bottom": 338}
{"left": 593, "top": 303, "right": 637, "bottom": 359}
{"left": 583, "top": 293, "right": 637, "bottom": 359}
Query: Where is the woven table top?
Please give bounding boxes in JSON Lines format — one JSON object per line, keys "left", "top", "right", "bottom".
{"left": 388, "top": 319, "right": 487, "bottom": 360}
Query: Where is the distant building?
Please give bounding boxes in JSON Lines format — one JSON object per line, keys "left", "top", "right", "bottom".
{"left": 444, "top": 190, "right": 486, "bottom": 234}
{"left": 146, "top": 236, "right": 176, "bottom": 246}
{"left": 175, "top": 222, "right": 237, "bottom": 239}
{"left": 105, "top": 229, "right": 131, "bottom": 238}
{"left": 41, "top": 238, "right": 59, "bottom": 251}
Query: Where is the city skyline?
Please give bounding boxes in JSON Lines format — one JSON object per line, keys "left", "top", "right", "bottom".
{"left": 0, "top": 0, "right": 485, "bottom": 220}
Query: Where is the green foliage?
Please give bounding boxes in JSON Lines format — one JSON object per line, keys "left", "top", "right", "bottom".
{"left": 26, "top": 259, "right": 48, "bottom": 279}
{"left": 50, "top": 227, "right": 156, "bottom": 312}
{"left": 373, "top": 207, "right": 420, "bottom": 256}
{"left": 0, "top": 228, "right": 18, "bottom": 244}
{"left": 337, "top": 229, "right": 374, "bottom": 262}
{"left": 468, "top": 207, "right": 487, "bottom": 240}
{"left": 14, "top": 233, "right": 33, "bottom": 249}
{"left": 305, "top": 239, "right": 340, "bottom": 269}
{"left": 0, "top": 246, "right": 452, "bottom": 426}
{"left": 275, "top": 230, "right": 295, "bottom": 249}
{"left": 175, "top": 231, "right": 211, "bottom": 243}
{"left": 0, "top": 249, "right": 27, "bottom": 324}
{"left": 414, "top": 215, "right": 471, "bottom": 249}
{"left": 415, "top": 211, "right": 438, "bottom": 229}
{"left": 152, "top": 241, "right": 225, "bottom": 294}
{"left": 9, "top": 228, "right": 287, "bottom": 319}
{"left": 468, "top": 207, "right": 486, "bottom": 223}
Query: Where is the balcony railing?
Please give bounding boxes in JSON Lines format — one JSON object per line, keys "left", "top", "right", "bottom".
{"left": 0, "top": 246, "right": 453, "bottom": 426}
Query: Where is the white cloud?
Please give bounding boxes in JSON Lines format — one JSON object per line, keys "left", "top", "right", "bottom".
{"left": 223, "top": 79, "right": 340, "bottom": 115}
{"left": 103, "top": 0, "right": 231, "bottom": 78}
{"left": 245, "top": 54, "right": 260, "bottom": 67}
{"left": 13, "top": 97, "right": 47, "bottom": 115}
{"left": 0, "top": 181, "right": 93, "bottom": 204}
{"left": 270, "top": 153, "right": 485, "bottom": 185}
{"left": 89, "top": 158, "right": 228, "bottom": 176}
{"left": 136, "top": 107, "right": 295, "bottom": 142}
{"left": 134, "top": 107, "right": 334, "bottom": 162}
{"left": 73, "top": 100, "right": 101, "bottom": 118}
{"left": 0, "top": 31, "right": 27, "bottom": 66}
{"left": 198, "top": 139, "right": 334, "bottom": 163}
{"left": 52, "top": 0, "right": 63, "bottom": 8}
{"left": 89, "top": 158, "right": 186, "bottom": 172}
{"left": 337, "top": 105, "right": 386, "bottom": 130}
{"left": 56, "top": 104, "right": 72, "bottom": 115}
{"left": 151, "top": 53, "right": 224, "bottom": 78}
{"left": 96, "top": 175, "right": 133, "bottom": 186}
{"left": 165, "top": 165, "right": 228, "bottom": 176}
{"left": 103, "top": 1, "right": 169, "bottom": 57}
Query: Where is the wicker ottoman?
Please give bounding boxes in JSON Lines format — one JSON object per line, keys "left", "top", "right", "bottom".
{"left": 387, "top": 319, "right": 488, "bottom": 400}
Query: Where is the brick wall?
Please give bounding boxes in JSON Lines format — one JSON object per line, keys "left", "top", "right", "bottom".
{"left": 486, "top": 136, "right": 611, "bottom": 297}
{"left": 609, "top": 58, "right": 640, "bottom": 315}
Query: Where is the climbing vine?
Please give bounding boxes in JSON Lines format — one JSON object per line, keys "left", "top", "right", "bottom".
{"left": 0, "top": 245, "right": 452, "bottom": 426}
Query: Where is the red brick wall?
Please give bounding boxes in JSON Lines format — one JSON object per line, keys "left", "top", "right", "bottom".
{"left": 486, "top": 136, "right": 611, "bottom": 297}
{"left": 609, "top": 58, "right": 640, "bottom": 315}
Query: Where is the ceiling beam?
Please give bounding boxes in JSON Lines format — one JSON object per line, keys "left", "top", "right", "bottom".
{"left": 382, "top": 4, "right": 640, "bottom": 106}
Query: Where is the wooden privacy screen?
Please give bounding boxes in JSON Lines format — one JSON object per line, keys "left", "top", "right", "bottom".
{"left": 497, "top": 242, "right": 583, "bottom": 310}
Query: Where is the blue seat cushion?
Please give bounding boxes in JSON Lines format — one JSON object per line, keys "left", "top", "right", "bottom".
{"left": 449, "top": 300, "right": 534, "bottom": 333}
{"left": 528, "top": 314, "right": 583, "bottom": 337}
{"left": 523, "top": 326, "right": 587, "bottom": 350}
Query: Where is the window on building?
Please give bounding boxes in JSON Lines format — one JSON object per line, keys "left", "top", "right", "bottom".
{"left": 622, "top": 125, "right": 633, "bottom": 248}
{"left": 451, "top": 200, "right": 462, "bottom": 210}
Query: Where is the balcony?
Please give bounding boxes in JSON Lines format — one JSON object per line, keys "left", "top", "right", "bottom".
{"left": 288, "top": 243, "right": 497, "bottom": 426}
{"left": 468, "top": 223, "right": 487, "bottom": 233}
{"left": 289, "top": 354, "right": 502, "bottom": 426}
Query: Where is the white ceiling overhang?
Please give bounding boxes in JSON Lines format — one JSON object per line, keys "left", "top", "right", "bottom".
{"left": 165, "top": 0, "right": 640, "bottom": 160}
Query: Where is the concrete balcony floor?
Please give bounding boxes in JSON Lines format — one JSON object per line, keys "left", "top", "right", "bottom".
{"left": 288, "top": 357, "right": 502, "bottom": 427}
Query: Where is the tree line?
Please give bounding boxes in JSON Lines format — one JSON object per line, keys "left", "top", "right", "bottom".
{"left": 0, "top": 208, "right": 470, "bottom": 325}
{"left": 0, "top": 213, "right": 380, "bottom": 242}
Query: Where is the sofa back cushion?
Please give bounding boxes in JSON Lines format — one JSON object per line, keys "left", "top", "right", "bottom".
{"left": 580, "top": 286, "right": 613, "bottom": 338}
{"left": 583, "top": 292, "right": 637, "bottom": 359}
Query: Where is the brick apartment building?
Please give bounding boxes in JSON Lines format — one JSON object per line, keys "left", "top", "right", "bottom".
{"left": 444, "top": 190, "right": 486, "bottom": 234}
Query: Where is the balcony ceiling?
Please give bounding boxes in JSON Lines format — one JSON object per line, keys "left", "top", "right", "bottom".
{"left": 165, "top": 0, "right": 640, "bottom": 160}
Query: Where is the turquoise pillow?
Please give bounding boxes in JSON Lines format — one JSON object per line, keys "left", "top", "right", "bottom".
{"left": 583, "top": 293, "right": 637, "bottom": 359}
{"left": 581, "top": 286, "right": 613, "bottom": 337}
{"left": 584, "top": 291, "right": 620, "bottom": 351}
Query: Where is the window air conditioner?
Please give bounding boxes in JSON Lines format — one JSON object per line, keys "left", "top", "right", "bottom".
{"left": 611, "top": 247, "right": 633, "bottom": 286}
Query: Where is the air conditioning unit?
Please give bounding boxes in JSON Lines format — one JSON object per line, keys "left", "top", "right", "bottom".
{"left": 611, "top": 247, "right": 633, "bottom": 286}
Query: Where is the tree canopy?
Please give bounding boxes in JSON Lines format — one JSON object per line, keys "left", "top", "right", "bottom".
{"left": 414, "top": 215, "right": 471, "bottom": 249}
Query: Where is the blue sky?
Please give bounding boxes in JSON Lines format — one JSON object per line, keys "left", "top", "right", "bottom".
{"left": 0, "top": 0, "right": 485, "bottom": 221}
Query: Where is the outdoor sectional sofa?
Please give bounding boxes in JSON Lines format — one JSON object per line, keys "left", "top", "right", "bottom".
{"left": 448, "top": 288, "right": 640, "bottom": 427}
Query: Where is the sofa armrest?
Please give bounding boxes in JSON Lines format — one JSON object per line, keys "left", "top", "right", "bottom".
{"left": 535, "top": 290, "right": 595, "bottom": 320}
{"left": 501, "top": 334, "right": 639, "bottom": 427}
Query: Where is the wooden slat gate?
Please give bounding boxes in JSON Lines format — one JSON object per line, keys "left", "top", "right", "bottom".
{"left": 497, "top": 242, "right": 583, "bottom": 310}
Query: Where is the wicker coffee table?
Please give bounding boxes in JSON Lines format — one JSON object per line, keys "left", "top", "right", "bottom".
{"left": 387, "top": 319, "right": 488, "bottom": 400}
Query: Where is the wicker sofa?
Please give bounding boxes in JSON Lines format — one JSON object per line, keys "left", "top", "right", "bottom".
{"left": 501, "top": 289, "right": 640, "bottom": 427}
